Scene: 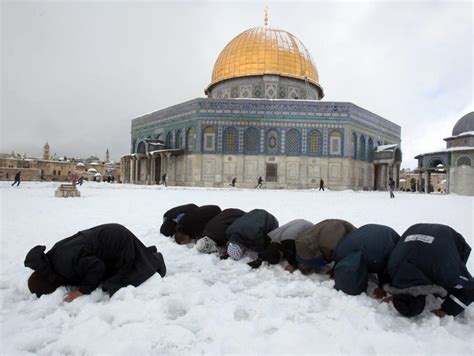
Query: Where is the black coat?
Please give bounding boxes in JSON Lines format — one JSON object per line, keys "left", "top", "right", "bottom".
{"left": 24, "top": 223, "right": 166, "bottom": 296}
{"left": 160, "top": 203, "right": 198, "bottom": 237}
{"left": 177, "top": 205, "right": 222, "bottom": 239}
{"left": 226, "top": 209, "right": 279, "bottom": 253}
{"left": 201, "top": 208, "right": 246, "bottom": 246}
{"left": 385, "top": 223, "right": 473, "bottom": 316}
{"left": 334, "top": 224, "right": 399, "bottom": 286}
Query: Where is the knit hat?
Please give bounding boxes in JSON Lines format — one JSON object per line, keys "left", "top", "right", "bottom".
{"left": 24, "top": 245, "right": 62, "bottom": 297}
{"left": 392, "top": 294, "right": 426, "bottom": 317}
{"left": 334, "top": 251, "right": 368, "bottom": 295}
{"left": 195, "top": 237, "right": 218, "bottom": 254}
{"left": 160, "top": 218, "right": 177, "bottom": 237}
{"left": 227, "top": 242, "right": 244, "bottom": 260}
{"left": 27, "top": 271, "right": 60, "bottom": 297}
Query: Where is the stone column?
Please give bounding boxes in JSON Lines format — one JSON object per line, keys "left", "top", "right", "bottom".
{"left": 445, "top": 168, "right": 450, "bottom": 194}
{"left": 135, "top": 157, "right": 141, "bottom": 183}
{"left": 130, "top": 158, "right": 135, "bottom": 184}
{"left": 150, "top": 156, "right": 156, "bottom": 184}
{"left": 424, "top": 171, "right": 429, "bottom": 194}
{"left": 145, "top": 156, "right": 151, "bottom": 184}
{"left": 166, "top": 153, "right": 173, "bottom": 185}
{"left": 160, "top": 153, "right": 166, "bottom": 181}
{"left": 381, "top": 164, "right": 387, "bottom": 190}
{"left": 392, "top": 165, "right": 398, "bottom": 188}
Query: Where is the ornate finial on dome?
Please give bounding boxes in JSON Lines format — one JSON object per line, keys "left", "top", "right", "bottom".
{"left": 264, "top": 6, "right": 268, "bottom": 27}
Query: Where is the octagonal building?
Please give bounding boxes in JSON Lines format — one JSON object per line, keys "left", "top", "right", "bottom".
{"left": 121, "top": 23, "right": 401, "bottom": 190}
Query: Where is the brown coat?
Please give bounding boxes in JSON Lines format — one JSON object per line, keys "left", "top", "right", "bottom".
{"left": 295, "top": 219, "right": 356, "bottom": 261}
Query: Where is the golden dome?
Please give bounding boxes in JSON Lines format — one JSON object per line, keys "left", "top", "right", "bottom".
{"left": 207, "top": 26, "right": 321, "bottom": 92}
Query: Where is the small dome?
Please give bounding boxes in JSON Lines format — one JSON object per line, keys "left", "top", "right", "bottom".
{"left": 452, "top": 112, "right": 474, "bottom": 136}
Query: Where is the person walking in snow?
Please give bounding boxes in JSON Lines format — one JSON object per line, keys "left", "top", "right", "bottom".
{"left": 319, "top": 179, "right": 325, "bottom": 191}
{"left": 383, "top": 223, "right": 473, "bottom": 318}
{"left": 230, "top": 177, "right": 237, "bottom": 187}
{"left": 24, "top": 223, "right": 167, "bottom": 302}
{"left": 388, "top": 178, "right": 395, "bottom": 198}
{"left": 161, "top": 173, "right": 167, "bottom": 187}
{"left": 11, "top": 171, "right": 21, "bottom": 187}
{"left": 256, "top": 176, "right": 264, "bottom": 189}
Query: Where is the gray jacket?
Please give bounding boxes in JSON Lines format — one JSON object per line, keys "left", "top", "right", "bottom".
{"left": 267, "top": 219, "right": 313, "bottom": 242}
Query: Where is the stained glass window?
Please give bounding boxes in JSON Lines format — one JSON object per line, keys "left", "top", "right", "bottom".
{"left": 352, "top": 133, "right": 358, "bottom": 160}
{"left": 203, "top": 127, "right": 215, "bottom": 152}
{"left": 223, "top": 127, "right": 238, "bottom": 153}
{"left": 166, "top": 132, "right": 173, "bottom": 149}
{"left": 176, "top": 130, "right": 184, "bottom": 149}
{"left": 244, "top": 127, "right": 259, "bottom": 154}
{"left": 308, "top": 130, "right": 321, "bottom": 156}
{"left": 286, "top": 129, "right": 301, "bottom": 155}
{"left": 359, "top": 135, "right": 366, "bottom": 161}
{"left": 329, "top": 131, "right": 342, "bottom": 155}
{"left": 187, "top": 128, "right": 196, "bottom": 153}
{"left": 368, "top": 138, "right": 374, "bottom": 162}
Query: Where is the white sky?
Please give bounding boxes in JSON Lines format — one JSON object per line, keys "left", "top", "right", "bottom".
{"left": 2, "top": 1, "right": 473, "bottom": 168}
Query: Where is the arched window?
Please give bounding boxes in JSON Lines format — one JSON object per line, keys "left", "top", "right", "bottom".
{"left": 186, "top": 128, "right": 196, "bottom": 153}
{"left": 137, "top": 141, "right": 146, "bottom": 154}
{"left": 176, "top": 129, "right": 184, "bottom": 149}
{"left": 329, "top": 130, "right": 342, "bottom": 156}
{"left": 266, "top": 129, "right": 279, "bottom": 155}
{"left": 223, "top": 127, "right": 238, "bottom": 153}
{"left": 359, "top": 135, "right": 366, "bottom": 161}
{"left": 53, "top": 170, "right": 56, "bottom": 176}
{"left": 286, "top": 129, "right": 301, "bottom": 156}
{"left": 203, "top": 126, "right": 216, "bottom": 152}
{"left": 457, "top": 156, "right": 472, "bottom": 166}
{"left": 367, "top": 138, "right": 374, "bottom": 162}
{"left": 166, "top": 132, "right": 173, "bottom": 148}
{"left": 308, "top": 130, "right": 322, "bottom": 156}
{"left": 352, "top": 133, "right": 358, "bottom": 160}
{"left": 244, "top": 127, "right": 259, "bottom": 154}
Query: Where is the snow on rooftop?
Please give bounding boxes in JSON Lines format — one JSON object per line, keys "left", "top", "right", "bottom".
{"left": 445, "top": 131, "right": 474, "bottom": 140}
{"left": 375, "top": 144, "right": 398, "bottom": 152}
{"left": 419, "top": 146, "right": 474, "bottom": 156}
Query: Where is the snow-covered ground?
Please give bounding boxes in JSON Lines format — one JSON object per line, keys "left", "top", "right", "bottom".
{"left": 1, "top": 182, "right": 473, "bottom": 354}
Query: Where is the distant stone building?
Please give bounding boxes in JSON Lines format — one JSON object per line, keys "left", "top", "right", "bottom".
{"left": 415, "top": 112, "right": 474, "bottom": 195}
{"left": 399, "top": 169, "right": 446, "bottom": 193}
{"left": 121, "top": 20, "right": 401, "bottom": 190}
{"left": 0, "top": 144, "right": 121, "bottom": 182}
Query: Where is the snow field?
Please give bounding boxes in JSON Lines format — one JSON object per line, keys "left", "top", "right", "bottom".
{"left": 1, "top": 182, "right": 473, "bottom": 354}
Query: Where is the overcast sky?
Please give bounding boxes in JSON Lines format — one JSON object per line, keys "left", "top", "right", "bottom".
{"left": 2, "top": 1, "right": 473, "bottom": 168}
